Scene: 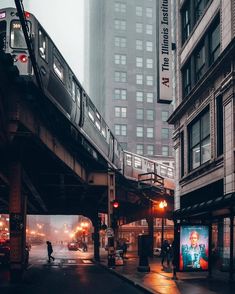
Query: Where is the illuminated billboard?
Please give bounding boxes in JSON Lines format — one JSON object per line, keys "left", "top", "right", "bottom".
{"left": 179, "top": 225, "right": 209, "bottom": 271}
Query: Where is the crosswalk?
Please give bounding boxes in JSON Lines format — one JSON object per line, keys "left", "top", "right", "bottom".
{"left": 33, "top": 258, "right": 94, "bottom": 266}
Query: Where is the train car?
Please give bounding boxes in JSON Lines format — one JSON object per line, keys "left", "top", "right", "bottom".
{"left": 0, "top": 7, "right": 122, "bottom": 170}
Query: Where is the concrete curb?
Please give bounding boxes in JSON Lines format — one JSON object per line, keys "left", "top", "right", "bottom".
{"left": 95, "top": 260, "right": 160, "bottom": 294}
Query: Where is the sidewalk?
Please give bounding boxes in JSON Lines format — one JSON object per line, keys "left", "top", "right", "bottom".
{"left": 99, "top": 251, "right": 235, "bottom": 294}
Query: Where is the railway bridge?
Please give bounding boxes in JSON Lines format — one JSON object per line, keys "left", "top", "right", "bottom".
{"left": 0, "top": 51, "right": 174, "bottom": 280}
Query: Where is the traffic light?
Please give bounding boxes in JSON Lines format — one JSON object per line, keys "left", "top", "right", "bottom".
{"left": 111, "top": 201, "right": 120, "bottom": 229}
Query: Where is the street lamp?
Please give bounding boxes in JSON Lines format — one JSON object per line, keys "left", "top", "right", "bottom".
{"left": 159, "top": 200, "right": 167, "bottom": 247}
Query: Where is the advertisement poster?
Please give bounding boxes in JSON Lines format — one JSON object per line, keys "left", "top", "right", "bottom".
{"left": 179, "top": 225, "right": 209, "bottom": 271}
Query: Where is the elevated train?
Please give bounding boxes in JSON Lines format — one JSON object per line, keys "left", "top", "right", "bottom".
{"left": 0, "top": 8, "right": 174, "bottom": 189}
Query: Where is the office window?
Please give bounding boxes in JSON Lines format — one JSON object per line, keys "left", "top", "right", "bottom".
{"left": 146, "top": 41, "right": 153, "bottom": 51}
{"left": 115, "top": 37, "right": 126, "bottom": 48}
{"left": 146, "top": 58, "right": 153, "bottom": 68}
{"left": 146, "top": 75, "right": 153, "bottom": 86}
{"left": 136, "top": 6, "right": 143, "bottom": 16}
{"left": 146, "top": 110, "right": 154, "bottom": 121}
{"left": 161, "top": 128, "right": 169, "bottom": 139}
{"left": 115, "top": 124, "right": 127, "bottom": 136}
{"left": 146, "top": 7, "right": 153, "bottom": 18}
{"left": 136, "top": 39, "right": 143, "bottom": 50}
{"left": 146, "top": 24, "right": 153, "bottom": 35}
{"left": 147, "top": 127, "right": 154, "bottom": 138}
{"left": 136, "top": 74, "right": 143, "bottom": 85}
{"left": 162, "top": 146, "right": 169, "bottom": 156}
{"left": 115, "top": 2, "right": 126, "bottom": 13}
{"left": 115, "top": 71, "right": 127, "bottom": 82}
{"left": 216, "top": 96, "right": 223, "bottom": 156}
{"left": 189, "top": 110, "right": 211, "bottom": 170}
{"left": 115, "top": 20, "right": 126, "bottom": 30}
{"left": 136, "top": 57, "right": 143, "bottom": 67}
{"left": 195, "top": 43, "right": 205, "bottom": 82}
{"left": 182, "top": 63, "right": 191, "bottom": 97}
{"left": 146, "top": 92, "right": 153, "bottom": 103}
{"left": 136, "top": 23, "right": 143, "bottom": 33}
{"left": 114, "top": 54, "right": 126, "bottom": 65}
{"left": 195, "top": 0, "right": 209, "bottom": 22}
{"left": 136, "top": 108, "right": 144, "bottom": 120}
{"left": 136, "top": 91, "right": 144, "bottom": 102}
{"left": 181, "top": 3, "right": 190, "bottom": 44}
{"left": 161, "top": 111, "right": 169, "bottom": 122}
{"left": 115, "top": 106, "right": 127, "bottom": 118}
{"left": 114, "top": 89, "right": 127, "bottom": 100}
{"left": 136, "top": 144, "right": 144, "bottom": 155}
{"left": 147, "top": 145, "right": 154, "bottom": 156}
{"left": 209, "top": 20, "right": 220, "bottom": 65}
{"left": 136, "top": 126, "right": 143, "bottom": 137}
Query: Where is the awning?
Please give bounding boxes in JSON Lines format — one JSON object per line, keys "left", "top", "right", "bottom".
{"left": 174, "top": 193, "right": 235, "bottom": 220}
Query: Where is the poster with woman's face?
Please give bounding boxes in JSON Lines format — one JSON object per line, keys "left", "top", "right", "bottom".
{"left": 179, "top": 225, "right": 209, "bottom": 271}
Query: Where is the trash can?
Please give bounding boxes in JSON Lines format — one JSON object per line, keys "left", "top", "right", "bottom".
{"left": 137, "top": 235, "right": 151, "bottom": 272}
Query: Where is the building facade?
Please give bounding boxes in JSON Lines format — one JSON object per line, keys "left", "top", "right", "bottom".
{"left": 84, "top": 0, "right": 174, "bottom": 166}
{"left": 169, "top": 0, "right": 235, "bottom": 279}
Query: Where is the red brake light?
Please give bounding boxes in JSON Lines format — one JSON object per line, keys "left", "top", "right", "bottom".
{"left": 18, "top": 54, "right": 28, "bottom": 63}
{"left": 113, "top": 201, "right": 119, "bottom": 209}
{"left": 24, "top": 11, "right": 30, "bottom": 18}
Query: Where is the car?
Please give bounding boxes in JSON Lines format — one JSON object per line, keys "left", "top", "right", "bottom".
{"left": 0, "top": 239, "right": 29, "bottom": 266}
{"left": 67, "top": 241, "right": 79, "bottom": 251}
{"left": 153, "top": 247, "right": 162, "bottom": 257}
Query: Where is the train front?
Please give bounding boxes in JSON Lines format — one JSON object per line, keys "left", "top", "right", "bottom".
{"left": 0, "top": 7, "right": 34, "bottom": 77}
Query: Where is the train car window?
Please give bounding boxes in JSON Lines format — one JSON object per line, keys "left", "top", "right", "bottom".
{"left": 38, "top": 29, "right": 48, "bottom": 61}
{"left": 76, "top": 87, "right": 81, "bottom": 106}
{"left": 88, "top": 104, "right": 95, "bottom": 122}
{"left": 53, "top": 55, "right": 64, "bottom": 82}
{"left": 95, "top": 120, "right": 101, "bottom": 131}
{"left": 147, "top": 161, "right": 154, "bottom": 172}
{"left": 10, "top": 20, "right": 31, "bottom": 49}
{"left": 160, "top": 165, "right": 167, "bottom": 177}
{"left": 126, "top": 154, "right": 132, "bottom": 166}
{"left": 134, "top": 156, "right": 142, "bottom": 169}
{"left": 0, "top": 21, "right": 6, "bottom": 51}
{"left": 95, "top": 111, "right": 101, "bottom": 131}
{"left": 101, "top": 121, "right": 106, "bottom": 138}
{"left": 71, "top": 80, "right": 76, "bottom": 102}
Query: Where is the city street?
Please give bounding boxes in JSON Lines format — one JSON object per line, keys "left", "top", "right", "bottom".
{"left": 0, "top": 244, "right": 144, "bottom": 294}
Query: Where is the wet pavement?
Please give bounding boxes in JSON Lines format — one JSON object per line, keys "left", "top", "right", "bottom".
{"left": 99, "top": 251, "right": 235, "bottom": 294}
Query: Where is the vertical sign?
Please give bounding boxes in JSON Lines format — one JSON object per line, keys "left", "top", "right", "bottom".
{"left": 158, "top": 0, "right": 172, "bottom": 103}
{"left": 179, "top": 225, "right": 209, "bottom": 271}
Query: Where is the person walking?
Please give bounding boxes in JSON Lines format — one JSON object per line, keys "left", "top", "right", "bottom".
{"left": 161, "top": 239, "right": 170, "bottom": 267}
{"left": 46, "top": 241, "right": 55, "bottom": 262}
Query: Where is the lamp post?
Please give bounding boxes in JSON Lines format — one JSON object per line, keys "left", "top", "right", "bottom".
{"left": 159, "top": 200, "right": 167, "bottom": 247}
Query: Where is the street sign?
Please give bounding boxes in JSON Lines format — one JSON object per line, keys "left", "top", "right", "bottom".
{"left": 106, "top": 227, "right": 114, "bottom": 237}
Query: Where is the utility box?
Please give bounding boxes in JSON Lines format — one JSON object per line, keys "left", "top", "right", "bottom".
{"left": 138, "top": 235, "right": 151, "bottom": 257}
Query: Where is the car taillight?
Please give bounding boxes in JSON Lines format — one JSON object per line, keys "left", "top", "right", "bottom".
{"left": 18, "top": 54, "right": 28, "bottom": 63}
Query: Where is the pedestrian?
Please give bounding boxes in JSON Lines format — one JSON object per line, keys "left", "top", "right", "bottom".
{"left": 161, "top": 239, "right": 170, "bottom": 267}
{"left": 46, "top": 241, "right": 55, "bottom": 262}
{"left": 122, "top": 240, "right": 128, "bottom": 258}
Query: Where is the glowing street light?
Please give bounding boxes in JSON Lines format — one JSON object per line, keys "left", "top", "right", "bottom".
{"left": 159, "top": 200, "right": 167, "bottom": 209}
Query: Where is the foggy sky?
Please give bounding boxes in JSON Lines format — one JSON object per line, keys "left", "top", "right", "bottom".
{"left": 0, "top": 0, "right": 84, "bottom": 82}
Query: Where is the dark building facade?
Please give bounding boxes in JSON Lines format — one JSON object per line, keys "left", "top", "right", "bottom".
{"left": 169, "top": 0, "right": 235, "bottom": 279}
{"left": 84, "top": 0, "right": 174, "bottom": 166}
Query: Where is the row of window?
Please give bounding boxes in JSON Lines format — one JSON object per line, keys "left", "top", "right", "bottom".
{"left": 114, "top": 72, "right": 154, "bottom": 86}
{"left": 181, "top": 0, "right": 210, "bottom": 44}
{"left": 135, "top": 145, "right": 169, "bottom": 157}
{"left": 114, "top": 107, "right": 156, "bottom": 121}
{"left": 114, "top": 125, "right": 169, "bottom": 140}
{"left": 114, "top": 2, "right": 153, "bottom": 18}
{"left": 182, "top": 17, "right": 220, "bottom": 97}
{"left": 114, "top": 37, "right": 153, "bottom": 52}
{"left": 114, "top": 20, "right": 153, "bottom": 35}
{"left": 114, "top": 54, "right": 154, "bottom": 69}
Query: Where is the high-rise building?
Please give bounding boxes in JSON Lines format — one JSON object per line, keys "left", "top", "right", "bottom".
{"left": 84, "top": 0, "right": 174, "bottom": 166}
{"left": 169, "top": 0, "right": 235, "bottom": 277}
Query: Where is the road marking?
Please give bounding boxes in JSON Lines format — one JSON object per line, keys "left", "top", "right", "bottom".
{"left": 82, "top": 260, "right": 93, "bottom": 264}
{"left": 67, "top": 260, "right": 76, "bottom": 264}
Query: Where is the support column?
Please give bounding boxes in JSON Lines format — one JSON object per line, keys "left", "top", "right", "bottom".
{"left": 161, "top": 218, "right": 164, "bottom": 247}
{"left": 9, "top": 160, "right": 27, "bottom": 282}
{"left": 107, "top": 172, "right": 116, "bottom": 267}
{"left": 146, "top": 215, "right": 154, "bottom": 258}
{"left": 93, "top": 216, "right": 100, "bottom": 262}
{"left": 229, "top": 215, "right": 234, "bottom": 282}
